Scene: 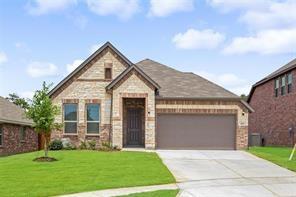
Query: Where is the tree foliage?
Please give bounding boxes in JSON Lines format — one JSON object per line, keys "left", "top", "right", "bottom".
{"left": 26, "top": 82, "right": 61, "bottom": 158}
{"left": 240, "top": 94, "right": 248, "bottom": 101}
{"left": 6, "top": 93, "right": 29, "bottom": 109}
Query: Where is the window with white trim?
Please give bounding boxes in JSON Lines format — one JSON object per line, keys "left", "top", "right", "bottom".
{"left": 281, "top": 75, "right": 286, "bottom": 95}
{"left": 20, "top": 127, "right": 25, "bottom": 141}
{"left": 64, "top": 104, "right": 78, "bottom": 134}
{"left": 288, "top": 73, "right": 293, "bottom": 93}
{"left": 86, "top": 104, "right": 100, "bottom": 134}
{"left": 275, "top": 78, "right": 279, "bottom": 97}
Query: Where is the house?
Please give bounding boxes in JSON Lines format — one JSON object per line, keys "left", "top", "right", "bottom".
{"left": 248, "top": 58, "right": 296, "bottom": 146}
{"left": 49, "top": 42, "right": 252, "bottom": 150}
{"left": 0, "top": 96, "right": 38, "bottom": 156}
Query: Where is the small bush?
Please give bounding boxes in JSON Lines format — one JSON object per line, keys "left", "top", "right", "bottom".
{"left": 99, "top": 142, "right": 120, "bottom": 151}
{"left": 49, "top": 139, "right": 63, "bottom": 150}
{"left": 88, "top": 140, "right": 96, "bottom": 150}
{"left": 79, "top": 140, "right": 88, "bottom": 150}
{"left": 63, "top": 142, "right": 76, "bottom": 150}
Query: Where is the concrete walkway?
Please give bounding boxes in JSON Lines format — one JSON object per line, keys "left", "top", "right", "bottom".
{"left": 59, "top": 183, "right": 178, "bottom": 197}
{"left": 157, "top": 150, "right": 296, "bottom": 197}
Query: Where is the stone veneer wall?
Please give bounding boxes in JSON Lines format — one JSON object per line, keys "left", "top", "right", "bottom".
{"left": 51, "top": 50, "right": 126, "bottom": 148}
{"left": 112, "top": 73, "right": 155, "bottom": 149}
{"left": 156, "top": 100, "right": 249, "bottom": 149}
{"left": 0, "top": 123, "right": 38, "bottom": 156}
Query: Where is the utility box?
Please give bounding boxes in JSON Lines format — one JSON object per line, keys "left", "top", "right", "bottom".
{"left": 249, "top": 133, "right": 262, "bottom": 146}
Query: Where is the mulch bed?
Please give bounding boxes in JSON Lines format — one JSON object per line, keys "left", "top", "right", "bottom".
{"left": 33, "top": 157, "right": 57, "bottom": 162}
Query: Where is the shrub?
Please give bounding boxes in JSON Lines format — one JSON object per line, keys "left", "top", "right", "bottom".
{"left": 99, "top": 142, "right": 120, "bottom": 151}
{"left": 88, "top": 140, "right": 96, "bottom": 150}
{"left": 63, "top": 142, "right": 76, "bottom": 150}
{"left": 49, "top": 139, "right": 63, "bottom": 150}
{"left": 79, "top": 140, "right": 88, "bottom": 150}
{"left": 61, "top": 138, "right": 76, "bottom": 150}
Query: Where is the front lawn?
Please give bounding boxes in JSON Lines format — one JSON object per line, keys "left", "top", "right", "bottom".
{"left": 118, "top": 189, "right": 179, "bottom": 197}
{"left": 0, "top": 150, "right": 175, "bottom": 197}
{"left": 248, "top": 146, "right": 296, "bottom": 172}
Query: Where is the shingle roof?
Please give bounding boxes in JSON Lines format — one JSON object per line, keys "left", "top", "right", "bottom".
{"left": 136, "top": 59, "right": 239, "bottom": 99}
{"left": 247, "top": 58, "right": 296, "bottom": 102}
{"left": 0, "top": 96, "right": 32, "bottom": 126}
{"left": 265, "top": 58, "right": 296, "bottom": 80}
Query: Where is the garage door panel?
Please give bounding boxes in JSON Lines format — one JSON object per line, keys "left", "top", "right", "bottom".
{"left": 156, "top": 114, "right": 236, "bottom": 150}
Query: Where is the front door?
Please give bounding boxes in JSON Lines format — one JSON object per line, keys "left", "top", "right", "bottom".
{"left": 127, "top": 108, "right": 142, "bottom": 146}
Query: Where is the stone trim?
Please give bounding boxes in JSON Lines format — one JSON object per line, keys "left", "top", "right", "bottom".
{"left": 157, "top": 99, "right": 240, "bottom": 106}
{"left": 62, "top": 99, "right": 79, "bottom": 103}
{"left": 84, "top": 99, "right": 101, "bottom": 103}
{"left": 121, "top": 93, "right": 148, "bottom": 98}
{"left": 147, "top": 117, "right": 155, "bottom": 121}
{"left": 77, "top": 79, "right": 112, "bottom": 82}
{"left": 112, "top": 117, "right": 121, "bottom": 121}
{"left": 156, "top": 108, "right": 237, "bottom": 114}
{"left": 119, "top": 93, "right": 148, "bottom": 121}
{"left": 104, "top": 62, "right": 113, "bottom": 68}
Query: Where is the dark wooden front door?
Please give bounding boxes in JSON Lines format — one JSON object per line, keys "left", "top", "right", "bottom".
{"left": 127, "top": 108, "right": 142, "bottom": 146}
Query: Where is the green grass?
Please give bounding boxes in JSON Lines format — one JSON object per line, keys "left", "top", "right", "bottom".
{"left": 0, "top": 150, "right": 175, "bottom": 197}
{"left": 118, "top": 189, "right": 179, "bottom": 197}
{"left": 248, "top": 146, "right": 296, "bottom": 172}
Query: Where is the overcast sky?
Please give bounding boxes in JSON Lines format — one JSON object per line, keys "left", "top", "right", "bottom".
{"left": 1, "top": 0, "right": 296, "bottom": 99}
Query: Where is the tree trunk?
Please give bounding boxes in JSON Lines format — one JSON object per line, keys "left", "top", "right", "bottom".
{"left": 43, "top": 133, "right": 51, "bottom": 158}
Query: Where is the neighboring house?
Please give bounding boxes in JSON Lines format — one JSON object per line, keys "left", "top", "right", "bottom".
{"left": 248, "top": 58, "right": 296, "bottom": 146}
{"left": 49, "top": 42, "right": 252, "bottom": 150}
{"left": 0, "top": 96, "right": 38, "bottom": 156}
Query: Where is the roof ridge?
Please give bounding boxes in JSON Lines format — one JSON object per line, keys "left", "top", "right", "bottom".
{"left": 136, "top": 58, "right": 184, "bottom": 74}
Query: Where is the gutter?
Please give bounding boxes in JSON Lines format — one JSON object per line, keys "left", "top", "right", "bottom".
{"left": 0, "top": 118, "right": 33, "bottom": 126}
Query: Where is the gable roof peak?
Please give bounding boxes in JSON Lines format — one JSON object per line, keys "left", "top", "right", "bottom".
{"left": 48, "top": 41, "right": 133, "bottom": 97}
{"left": 106, "top": 64, "right": 160, "bottom": 90}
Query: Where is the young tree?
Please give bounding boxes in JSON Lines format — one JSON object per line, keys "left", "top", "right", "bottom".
{"left": 26, "top": 82, "right": 61, "bottom": 158}
{"left": 240, "top": 94, "right": 248, "bottom": 102}
{"left": 6, "top": 93, "right": 30, "bottom": 109}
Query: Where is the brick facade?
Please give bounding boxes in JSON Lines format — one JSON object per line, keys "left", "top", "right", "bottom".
{"left": 50, "top": 46, "right": 249, "bottom": 150}
{"left": 156, "top": 100, "right": 249, "bottom": 149}
{"left": 51, "top": 48, "right": 126, "bottom": 148}
{"left": 249, "top": 69, "right": 296, "bottom": 146}
{"left": 0, "top": 123, "right": 38, "bottom": 156}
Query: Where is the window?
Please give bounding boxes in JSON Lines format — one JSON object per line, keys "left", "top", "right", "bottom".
{"left": 288, "top": 73, "right": 293, "bottom": 93}
{"left": 105, "top": 68, "right": 112, "bottom": 79}
{"left": 64, "top": 104, "right": 78, "bottom": 134}
{"left": 86, "top": 104, "right": 100, "bottom": 134}
{"left": 0, "top": 126, "right": 2, "bottom": 146}
{"left": 275, "top": 78, "right": 279, "bottom": 97}
{"left": 20, "top": 127, "right": 25, "bottom": 141}
{"left": 281, "top": 75, "right": 286, "bottom": 95}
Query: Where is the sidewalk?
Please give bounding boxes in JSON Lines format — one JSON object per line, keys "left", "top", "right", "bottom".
{"left": 59, "top": 183, "right": 178, "bottom": 197}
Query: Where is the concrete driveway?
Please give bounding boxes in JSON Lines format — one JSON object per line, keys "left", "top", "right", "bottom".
{"left": 157, "top": 150, "right": 296, "bottom": 197}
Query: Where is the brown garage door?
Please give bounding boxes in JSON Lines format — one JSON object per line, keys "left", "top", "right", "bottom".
{"left": 156, "top": 114, "right": 236, "bottom": 150}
